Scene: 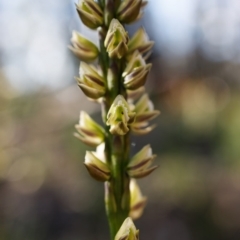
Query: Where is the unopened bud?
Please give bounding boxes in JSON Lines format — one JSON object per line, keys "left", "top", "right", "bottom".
{"left": 115, "top": 217, "right": 139, "bottom": 240}
{"left": 104, "top": 19, "right": 128, "bottom": 59}
{"left": 76, "top": 0, "right": 103, "bottom": 29}
{"left": 129, "top": 1, "right": 148, "bottom": 24}
{"left": 84, "top": 151, "right": 110, "bottom": 181}
{"left": 130, "top": 94, "right": 160, "bottom": 135}
{"left": 74, "top": 111, "right": 105, "bottom": 146}
{"left": 117, "top": 0, "right": 142, "bottom": 24}
{"left": 104, "top": 0, "right": 114, "bottom": 27}
{"left": 69, "top": 31, "right": 99, "bottom": 62}
{"left": 130, "top": 179, "right": 147, "bottom": 220}
{"left": 123, "top": 51, "right": 151, "bottom": 90}
{"left": 107, "top": 95, "right": 135, "bottom": 135}
{"left": 76, "top": 62, "right": 105, "bottom": 99}
{"left": 128, "top": 27, "right": 154, "bottom": 55}
{"left": 127, "top": 144, "right": 157, "bottom": 178}
{"left": 127, "top": 87, "right": 145, "bottom": 102}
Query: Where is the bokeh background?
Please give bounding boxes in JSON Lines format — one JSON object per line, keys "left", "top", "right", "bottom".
{"left": 1, "top": 0, "right": 240, "bottom": 239}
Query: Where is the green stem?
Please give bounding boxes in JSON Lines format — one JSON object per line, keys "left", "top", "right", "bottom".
{"left": 104, "top": 58, "right": 130, "bottom": 239}
{"left": 107, "top": 135, "right": 130, "bottom": 240}
{"left": 98, "top": 2, "right": 130, "bottom": 239}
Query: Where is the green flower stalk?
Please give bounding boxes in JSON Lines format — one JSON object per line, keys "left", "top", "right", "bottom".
{"left": 71, "top": 1, "right": 159, "bottom": 239}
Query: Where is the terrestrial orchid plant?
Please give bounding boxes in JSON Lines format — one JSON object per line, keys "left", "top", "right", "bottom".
{"left": 70, "top": 0, "right": 160, "bottom": 239}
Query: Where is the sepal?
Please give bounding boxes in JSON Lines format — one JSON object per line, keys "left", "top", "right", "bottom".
{"left": 117, "top": 0, "right": 142, "bottom": 24}
{"left": 127, "top": 87, "right": 145, "bottom": 102}
{"left": 76, "top": 0, "right": 103, "bottom": 29}
{"left": 69, "top": 31, "right": 99, "bottom": 62}
{"left": 123, "top": 51, "right": 151, "bottom": 90}
{"left": 115, "top": 217, "right": 139, "bottom": 240}
{"left": 76, "top": 62, "right": 105, "bottom": 99}
{"left": 130, "top": 94, "right": 160, "bottom": 135}
{"left": 128, "top": 27, "right": 154, "bottom": 56}
{"left": 74, "top": 111, "right": 105, "bottom": 146}
{"left": 84, "top": 151, "right": 110, "bottom": 181}
{"left": 127, "top": 144, "right": 157, "bottom": 178}
{"left": 130, "top": 179, "right": 147, "bottom": 220}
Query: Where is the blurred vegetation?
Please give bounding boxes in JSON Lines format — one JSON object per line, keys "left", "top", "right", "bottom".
{"left": 1, "top": 61, "right": 240, "bottom": 239}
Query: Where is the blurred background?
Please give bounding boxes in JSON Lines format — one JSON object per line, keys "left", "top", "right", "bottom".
{"left": 1, "top": 0, "right": 240, "bottom": 239}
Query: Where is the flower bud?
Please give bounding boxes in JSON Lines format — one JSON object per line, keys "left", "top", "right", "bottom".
{"left": 76, "top": 62, "right": 105, "bottom": 99}
{"left": 74, "top": 111, "right": 105, "bottom": 146}
{"left": 130, "top": 179, "right": 147, "bottom": 220}
{"left": 76, "top": 0, "right": 103, "bottom": 29}
{"left": 130, "top": 94, "right": 160, "bottom": 135}
{"left": 117, "top": 0, "right": 142, "bottom": 24}
{"left": 123, "top": 51, "right": 151, "bottom": 90}
{"left": 128, "top": 27, "right": 154, "bottom": 55}
{"left": 69, "top": 31, "right": 99, "bottom": 62}
{"left": 93, "top": 142, "right": 106, "bottom": 161}
{"left": 104, "top": 19, "right": 129, "bottom": 59}
{"left": 104, "top": 0, "right": 114, "bottom": 27}
{"left": 127, "top": 87, "right": 145, "bottom": 102}
{"left": 127, "top": 144, "right": 157, "bottom": 178}
{"left": 84, "top": 151, "right": 110, "bottom": 181}
{"left": 131, "top": 1, "right": 148, "bottom": 24}
{"left": 115, "top": 217, "right": 139, "bottom": 240}
{"left": 107, "top": 95, "right": 135, "bottom": 135}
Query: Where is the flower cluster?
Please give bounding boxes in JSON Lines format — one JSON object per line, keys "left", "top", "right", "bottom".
{"left": 107, "top": 95, "right": 135, "bottom": 135}
{"left": 70, "top": 0, "right": 159, "bottom": 239}
{"left": 104, "top": 19, "right": 129, "bottom": 59}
